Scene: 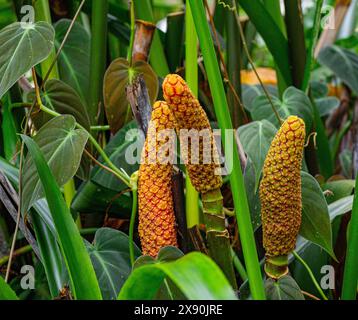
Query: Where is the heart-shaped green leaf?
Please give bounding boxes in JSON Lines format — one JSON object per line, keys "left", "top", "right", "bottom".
{"left": 300, "top": 171, "right": 335, "bottom": 260}
{"left": 318, "top": 45, "right": 358, "bottom": 94}
{"left": 32, "top": 79, "right": 91, "bottom": 131}
{"left": 54, "top": 19, "right": 90, "bottom": 105}
{"left": 316, "top": 97, "right": 340, "bottom": 117}
{"left": 265, "top": 275, "right": 304, "bottom": 300}
{"left": 29, "top": 79, "right": 91, "bottom": 179}
{"left": 103, "top": 58, "right": 158, "bottom": 133}
{"left": 0, "top": 22, "right": 54, "bottom": 99}
{"left": 242, "top": 84, "right": 278, "bottom": 112}
{"left": 133, "top": 246, "right": 186, "bottom": 300}
{"left": 251, "top": 86, "right": 313, "bottom": 130}
{"left": 22, "top": 115, "right": 89, "bottom": 212}
{"left": 85, "top": 228, "right": 141, "bottom": 300}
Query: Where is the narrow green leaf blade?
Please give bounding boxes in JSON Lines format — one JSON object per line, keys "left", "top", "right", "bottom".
{"left": 0, "top": 276, "right": 18, "bottom": 300}
{"left": 21, "top": 134, "right": 102, "bottom": 300}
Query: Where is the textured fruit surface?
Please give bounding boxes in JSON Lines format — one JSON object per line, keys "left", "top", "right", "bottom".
{"left": 259, "top": 116, "right": 305, "bottom": 257}
{"left": 162, "top": 74, "right": 222, "bottom": 193}
{"left": 138, "top": 101, "right": 178, "bottom": 257}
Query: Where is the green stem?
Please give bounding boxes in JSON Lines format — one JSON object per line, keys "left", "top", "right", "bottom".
{"left": 231, "top": 248, "right": 248, "bottom": 282}
{"left": 129, "top": 190, "right": 138, "bottom": 266}
{"left": 341, "top": 173, "right": 358, "bottom": 300}
{"left": 0, "top": 245, "right": 32, "bottom": 266}
{"left": 88, "top": 0, "right": 108, "bottom": 123}
{"left": 34, "top": 0, "right": 59, "bottom": 80}
{"left": 293, "top": 251, "right": 328, "bottom": 300}
{"left": 127, "top": 0, "right": 135, "bottom": 65}
{"left": 188, "top": 0, "right": 265, "bottom": 299}
{"left": 302, "top": 0, "right": 324, "bottom": 92}
{"left": 202, "top": 189, "right": 237, "bottom": 289}
{"left": 262, "top": 0, "right": 287, "bottom": 96}
{"left": 185, "top": 4, "right": 200, "bottom": 228}
{"left": 129, "top": 171, "right": 139, "bottom": 266}
{"left": 90, "top": 125, "right": 111, "bottom": 131}
{"left": 283, "top": 0, "right": 306, "bottom": 89}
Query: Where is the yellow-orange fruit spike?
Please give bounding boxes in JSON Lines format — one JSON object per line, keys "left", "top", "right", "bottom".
{"left": 162, "top": 74, "right": 222, "bottom": 193}
{"left": 259, "top": 116, "right": 306, "bottom": 257}
{"left": 138, "top": 101, "right": 178, "bottom": 257}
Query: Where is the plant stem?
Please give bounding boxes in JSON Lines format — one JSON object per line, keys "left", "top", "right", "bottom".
{"left": 42, "top": 0, "right": 86, "bottom": 87}
{"left": 188, "top": 0, "right": 265, "bottom": 300}
{"left": 341, "top": 173, "right": 358, "bottom": 300}
{"left": 234, "top": 6, "right": 282, "bottom": 125}
{"left": 127, "top": 0, "right": 135, "bottom": 65}
{"left": 262, "top": 0, "right": 287, "bottom": 97}
{"left": 133, "top": 0, "right": 169, "bottom": 76}
{"left": 231, "top": 248, "right": 248, "bottom": 282}
{"left": 284, "top": 0, "right": 306, "bottom": 89}
{"left": 185, "top": 3, "right": 200, "bottom": 228}
{"left": 202, "top": 189, "right": 237, "bottom": 289}
{"left": 88, "top": 0, "right": 108, "bottom": 123}
{"left": 90, "top": 125, "right": 111, "bottom": 131}
{"left": 0, "top": 245, "right": 32, "bottom": 266}
{"left": 129, "top": 172, "right": 138, "bottom": 266}
{"left": 293, "top": 251, "right": 328, "bottom": 300}
{"left": 302, "top": 0, "right": 324, "bottom": 92}
{"left": 34, "top": 0, "right": 59, "bottom": 80}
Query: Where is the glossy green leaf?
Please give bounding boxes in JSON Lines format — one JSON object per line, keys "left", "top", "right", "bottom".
{"left": 318, "top": 45, "right": 358, "bottom": 94}
{"left": 54, "top": 19, "right": 90, "bottom": 104}
{"left": 238, "top": 120, "right": 277, "bottom": 189}
{"left": 118, "top": 252, "right": 237, "bottom": 300}
{"left": 316, "top": 97, "right": 340, "bottom": 117}
{"left": 32, "top": 79, "right": 91, "bottom": 131}
{"left": 71, "top": 180, "right": 132, "bottom": 218}
{"left": 242, "top": 84, "right": 278, "bottom": 112}
{"left": 134, "top": 246, "right": 186, "bottom": 300}
{"left": 0, "top": 275, "right": 18, "bottom": 300}
{"left": 22, "top": 115, "right": 89, "bottom": 213}
{"left": 0, "top": 22, "right": 54, "bottom": 99}
{"left": 251, "top": 86, "right": 313, "bottom": 130}
{"left": 300, "top": 171, "right": 335, "bottom": 259}
{"left": 294, "top": 195, "right": 354, "bottom": 256}
{"left": 20, "top": 134, "right": 102, "bottom": 300}
{"left": 86, "top": 228, "right": 141, "bottom": 300}
{"left": 265, "top": 275, "right": 304, "bottom": 300}
{"left": 103, "top": 58, "right": 158, "bottom": 133}
{"left": 91, "top": 121, "right": 140, "bottom": 191}
{"left": 243, "top": 159, "right": 262, "bottom": 231}
{"left": 323, "top": 179, "right": 355, "bottom": 204}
